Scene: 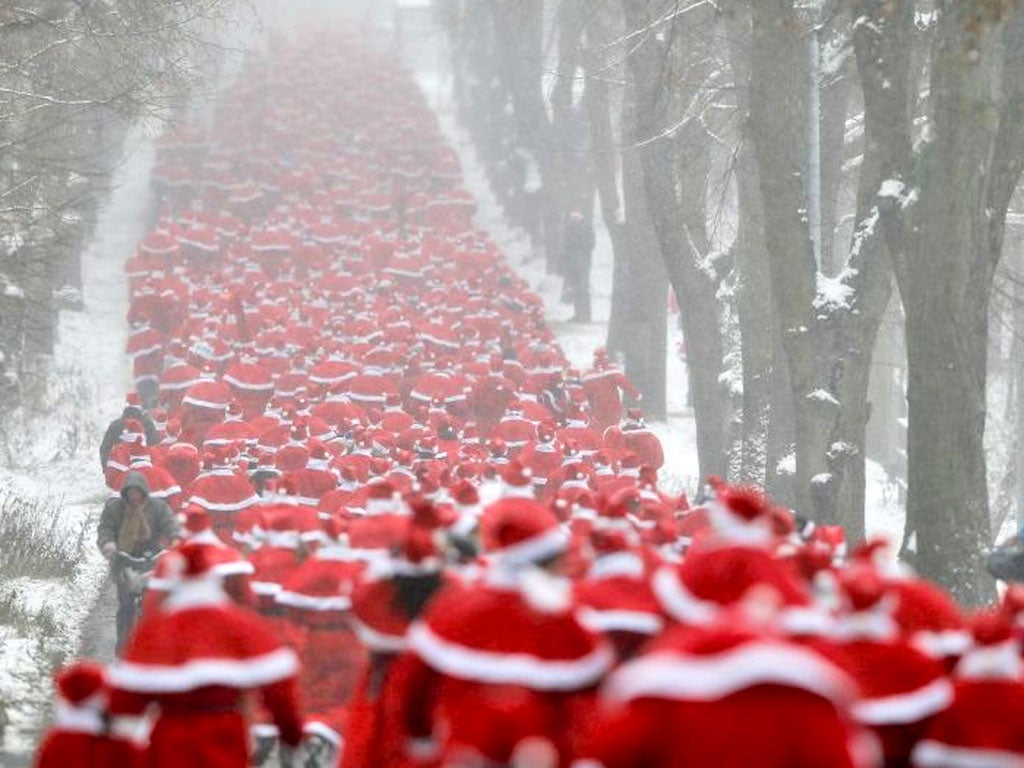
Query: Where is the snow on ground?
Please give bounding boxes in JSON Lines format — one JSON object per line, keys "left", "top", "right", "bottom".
{"left": 0, "top": 127, "right": 153, "bottom": 757}
{"left": 864, "top": 458, "right": 906, "bottom": 547}
{"left": 415, "top": 70, "right": 700, "bottom": 497}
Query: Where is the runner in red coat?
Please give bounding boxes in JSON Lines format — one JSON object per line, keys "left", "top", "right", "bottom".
{"left": 577, "top": 618, "right": 872, "bottom": 768}
{"left": 108, "top": 543, "right": 304, "bottom": 768}
{"left": 401, "top": 498, "right": 614, "bottom": 767}
{"left": 34, "top": 662, "right": 144, "bottom": 768}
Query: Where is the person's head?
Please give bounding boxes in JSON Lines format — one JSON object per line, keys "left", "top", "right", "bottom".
{"left": 125, "top": 487, "right": 146, "bottom": 506}
{"left": 120, "top": 471, "right": 151, "bottom": 506}
{"left": 569, "top": 210, "right": 584, "bottom": 222}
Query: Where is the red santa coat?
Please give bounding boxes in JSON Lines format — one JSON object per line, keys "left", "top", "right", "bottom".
{"left": 578, "top": 624, "right": 870, "bottom": 768}
{"left": 582, "top": 367, "right": 638, "bottom": 431}
{"left": 575, "top": 551, "right": 664, "bottom": 661}
{"left": 186, "top": 468, "right": 260, "bottom": 541}
{"left": 912, "top": 638, "right": 1024, "bottom": 768}
{"left": 492, "top": 415, "right": 537, "bottom": 452}
{"left": 518, "top": 439, "right": 565, "bottom": 483}
{"left": 621, "top": 426, "right": 664, "bottom": 470}
{"left": 811, "top": 624, "right": 953, "bottom": 768}
{"left": 34, "top": 706, "right": 144, "bottom": 768}
{"left": 276, "top": 548, "right": 367, "bottom": 714}
{"left": 402, "top": 578, "right": 614, "bottom": 767}
{"left": 142, "top": 530, "right": 254, "bottom": 616}
{"left": 341, "top": 652, "right": 423, "bottom": 768}
{"left": 108, "top": 582, "right": 303, "bottom": 768}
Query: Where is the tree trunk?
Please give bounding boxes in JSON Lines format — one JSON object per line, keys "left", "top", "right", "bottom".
{"left": 581, "top": 3, "right": 666, "bottom": 414}
{"left": 725, "top": 4, "right": 778, "bottom": 486}
{"left": 884, "top": 4, "right": 1024, "bottom": 603}
{"left": 620, "top": 0, "right": 727, "bottom": 474}
{"left": 746, "top": 0, "right": 895, "bottom": 532}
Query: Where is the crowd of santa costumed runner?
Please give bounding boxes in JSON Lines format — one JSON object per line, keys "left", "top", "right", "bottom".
{"left": 33, "top": 28, "right": 1024, "bottom": 768}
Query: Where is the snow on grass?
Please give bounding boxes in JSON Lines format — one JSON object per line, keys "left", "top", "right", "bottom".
{"left": 0, "top": 126, "right": 150, "bottom": 753}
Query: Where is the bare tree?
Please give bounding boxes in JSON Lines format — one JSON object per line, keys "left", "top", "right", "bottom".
{"left": 0, "top": 0, "right": 242, "bottom": 402}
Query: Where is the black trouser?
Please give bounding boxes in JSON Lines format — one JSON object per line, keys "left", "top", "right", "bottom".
{"left": 568, "top": 270, "right": 591, "bottom": 322}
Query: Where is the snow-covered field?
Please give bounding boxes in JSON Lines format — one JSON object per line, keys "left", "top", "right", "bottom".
{"left": 0, "top": 128, "right": 152, "bottom": 756}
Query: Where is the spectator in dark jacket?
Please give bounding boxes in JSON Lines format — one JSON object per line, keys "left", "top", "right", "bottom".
{"left": 99, "top": 397, "right": 159, "bottom": 470}
{"left": 97, "top": 471, "right": 179, "bottom": 647}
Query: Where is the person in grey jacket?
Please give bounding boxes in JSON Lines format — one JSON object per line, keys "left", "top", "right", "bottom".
{"left": 97, "top": 471, "right": 179, "bottom": 647}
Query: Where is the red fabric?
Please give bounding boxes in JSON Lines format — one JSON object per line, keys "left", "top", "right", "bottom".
{"left": 920, "top": 679, "right": 1024, "bottom": 762}
{"left": 34, "top": 729, "right": 143, "bottom": 768}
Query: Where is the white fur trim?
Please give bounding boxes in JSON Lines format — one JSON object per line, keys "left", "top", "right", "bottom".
{"left": 651, "top": 567, "right": 719, "bottom": 625}
{"left": 222, "top": 375, "right": 274, "bottom": 391}
{"left": 262, "top": 531, "right": 301, "bottom": 549}
{"left": 852, "top": 678, "right": 953, "bottom": 725}
{"left": 351, "top": 618, "right": 407, "bottom": 653}
{"left": 913, "top": 740, "right": 1024, "bottom": 768}
{"left": 956, "top": 640, "right": 1024, "bottom": 681}
{"left": 832, "top": 608, "right": 899, "bottom": 642}
{"left": 495, "top": 527, "right": 569, "bottom": 569}
{"left": 776, "top": 606, "right": 835, "bottom": 637}
{"left": 53, "top": 703, "right": 104, "bottom": 735}
{"left": 304, "top": 720, "right": 343, "bottom": 747}
{"left": 705, "top": 500, "right": 774, "bottom": 545}
{"left": 110, "top": 715, "right": 153, "bottom": 746}
{"left": 110, "top": 647, "right": 298, "bottom": 693}
{"left": 588, "top": 552, "right": 645, "bottom": 580}
{"left": 188, "top": 495, "right": 259, "bottom": 512}
{"left": 366, "top": 497, "right": 406, "bottom": 516}
{"left": 408, "top": 623, "right": 613, "bottom": 691}
{"left": 212, "top": 559, "right": 254, "bottom": 577}
{"left": 577, "top": 608, "right": 663, "bottom": 635}
{"left": 276, "top": 591, "right": 352, "bottom": 612}
{"left": 914, "top": 629, "right": 973, "bottom": 659}
{"left": 181, "top": 395, "right": 228, "bottom": 410}
{"left": 251, "top": 723, "right": 279, "bottom": 738}
{"left": 251, "top": 581, "right": 283, "bottom": 597}
{"left": 606, "top": 643, "right": 855, "bottom": 704}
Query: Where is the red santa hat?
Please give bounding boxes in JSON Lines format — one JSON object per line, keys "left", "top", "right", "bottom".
{"left": 500, "top": 461, "right": 535, "bottom": 499}
{"left": 705, "top": 482, "right": 776, "bottom": 544}
{"left": 833, "top": 564, "right": 899, "bottom": 640}
{"left": 184, "top": 505, "right": 213, "bottom": 536}
{"left": 955, "top": 610, "right": 1023, "bottom": 681}
{"left": 365, "top": 481, "right": 408, "bottom": 516}
{"left": 479, "top": 498, "right": 568, "bottom": 569}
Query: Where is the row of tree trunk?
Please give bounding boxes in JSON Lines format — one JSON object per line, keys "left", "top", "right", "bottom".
{"left": 434, "top": 0, "right": 1024, "bottom": 603}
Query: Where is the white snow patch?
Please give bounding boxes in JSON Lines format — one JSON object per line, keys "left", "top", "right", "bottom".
{"left": 864, "top": 459, "right": 906, "bottom": 544}
{"left": 814, "top": 268, "right": 857, "bottom": 312}
{"left": 0, "top": 125, "right": 151, "bottom": 753}
{"left": 806, "top": 388, "right": 841, "bottom": 406}
{"left": 776, "top": 452, "right": 797, "bottom": 476}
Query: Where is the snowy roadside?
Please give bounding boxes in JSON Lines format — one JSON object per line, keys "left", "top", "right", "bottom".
{"left": 415, "top": 69, "right": 905, "bottom": 542}
{"left": 416, "top": 72, "right": 701, "bottom": 497}
{"left": 0, "top": 127, "right": 152, "bottom": 757}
